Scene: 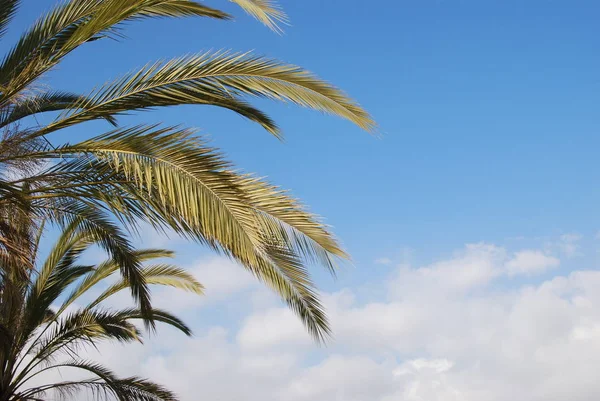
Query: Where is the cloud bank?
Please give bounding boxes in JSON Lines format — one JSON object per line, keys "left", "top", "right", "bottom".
{"left": 43, "top": 237, "right": 600, "bottom": 401}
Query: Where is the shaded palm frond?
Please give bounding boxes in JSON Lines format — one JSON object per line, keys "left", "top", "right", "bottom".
{"left": 0, "top": 0, "right": 19, "bottom": 39}
{"left": 0, "top": 91, "right": 117, "bottom": 128}
{"left": 15, "top": 306, "right": 190, "bottom": 391}
{"left": 114, "top": 308, "right": 192, "bottom": 336}
{"left": 19, "top": 361, "right": 178, "bottom": 401}
{"left": 15, "top": 196, "right": 153, "bottom": 326}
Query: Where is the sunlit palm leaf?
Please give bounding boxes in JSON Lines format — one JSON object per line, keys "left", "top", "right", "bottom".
{"left": 61, "top": 249, "right": 175, "bottom": 314}
{"left": 0, "top": 0, "right": 230, "bottom": 105}
{"left": 88, "top": 264, "right": 203, "bottom": 309}
{"left": 3, "top": 124, "right": 342, "bottom": 338}
{"left": 230, "top": 0, "right": 288, "bottom": 33}
{"left": 35, "top": 51, "right": 375, "bottom": 139}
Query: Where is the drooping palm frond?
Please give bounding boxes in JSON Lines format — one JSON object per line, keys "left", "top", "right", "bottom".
{"left": 2, "top": 125, "right": 341, "bottom": 339}
{"left": 0, "top": 0, "right": 376, "bottom": 399}
{"left": 32, "top": 51, "right": 375, "bottom": 140}
{"left": 0, "top": 0, "right": 375, "bottom": 364}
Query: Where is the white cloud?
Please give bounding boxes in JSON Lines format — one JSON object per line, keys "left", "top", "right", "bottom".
{"left": 190, "top": 257, "right": 256, "bottom": 298}
{"left": 237, "top": 307, "right": 309, "bottom": 350}
{"left": 556, "top": 233, "right": 582, "bottom": 257}
{"left": 36, "top": 240, "right": 600, "bottom": 401}
{"left": 506, "top": 250, "right": 560, "bottom": 276}
{"left": 151, "top": 256, "right": 257, "bottom": 311}
{"left": 387, "top": 243, "right": 506, "bottom": 299}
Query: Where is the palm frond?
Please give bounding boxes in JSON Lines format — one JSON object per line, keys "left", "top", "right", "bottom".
{"left": 0, "top": 0, "right": 19, "bottom": 39}
{"left": 35, "top": 51, "right": 375, "bottom": 139}
{"left": 239, "top": 175, "right": 347, "bottom": 273}
{"left": 114, "top": 307, "right": 192, "bottom": 336}
{"left": 15, "top": 307, "right": 191, "bottom": 389}
{"left": 5, "top": 125, "right": 341, "bottom": 338}
{"left": 30, "top": 199, "right": 152, "bottom": 324}
{"left": 0, "top": 91, "right": 117, "bottom": 128}
{"left": 61, "top": 249, "right": 174, "bottom": 313}
{"left": 19, "top": 361, "right": 178, "bottom": 401}
{"left": 87, "top": 264, "right": 203, "bottom": 309}
{"left": 230, "top": 0, "right": 288, "bottom": 33}
{"left": 0, "top": 0, "right": 230, "bottom": 105}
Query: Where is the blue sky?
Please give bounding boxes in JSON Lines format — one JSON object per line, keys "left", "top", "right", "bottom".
{"left": 8, "top": 1, "right": 600, "bottom": 400}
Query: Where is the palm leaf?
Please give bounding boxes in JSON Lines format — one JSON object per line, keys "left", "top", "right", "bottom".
{"left": 19, "top": 362, "right": 178, "bottom": 401}
{"left": 61, "top": 249, "right": 175, "bottom": 314}
{"left": 0, "top": 0, "right": 19, "bottom": 39}
{"left": 17, "top": 360, "right": 178, "bottom": 401}
{"left": 6, "top": 125, "right": 340, "bottom": 338}
{"left": 230, "top": 0, "right": 288, "bottom": 33}
{"left": 0, "top": 91, "right": 117, "bottom": 128}
{"left": 0, "top": 0, "right": 230, "bottom": 105}
{"left": 87, "top": 264, "right": 203, "bottom": 309}
{"left": 35, "top": 51, "right": 376, "bottom": 139}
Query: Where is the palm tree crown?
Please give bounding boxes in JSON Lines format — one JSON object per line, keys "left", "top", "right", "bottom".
{"left": 0, "top": 217, "right": 203, "bottom": 401}
{"left": 0, "top": 0, "right": 375, "bottom": 342}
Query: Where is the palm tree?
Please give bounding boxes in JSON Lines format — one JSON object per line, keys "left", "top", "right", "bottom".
{"left": 0, "top": 0, "right": 376, "bottom": 341}
{"left": 0, "top": 218, "right": 203, "bottom": 401}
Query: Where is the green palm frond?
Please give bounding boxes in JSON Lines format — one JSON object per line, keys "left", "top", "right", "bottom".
{"left": 21, "top": 377, "right": 178, "bottom": 401}
{"left": 35, "top": 51, "right": 375, "bottom": 139}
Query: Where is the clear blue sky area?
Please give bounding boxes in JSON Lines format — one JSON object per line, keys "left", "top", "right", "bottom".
{"left": 7, "top": 1, "right": 600, "bottom": 288}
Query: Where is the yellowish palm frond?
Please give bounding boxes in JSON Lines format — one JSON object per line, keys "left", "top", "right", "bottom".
{"left": 0, "top": 0, "right": 229, "bottom": 105}
{"left": 60, "top": 249, "right": 175, "bottom": 314}
{"left": 229, "top": 0, "right": 288, "bottom": 32}
{"left": 87, "top": 264, "right": 203, "bottom": 309}
{"left": 9, "top": 125, "right": 339, "bottom": 339}
{"left": 35, "top": 51, "right": 376, "bottom": 139}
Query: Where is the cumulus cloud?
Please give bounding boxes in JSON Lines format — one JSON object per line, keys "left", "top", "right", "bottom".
{"left": 41, "top": 240, "right": 600, "bottom": 401}
{"left": 506, "top": 250, "right": 560, "bottom": 276}
{"left": 150, "top": 256, "right": 257, "bottom": 311}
